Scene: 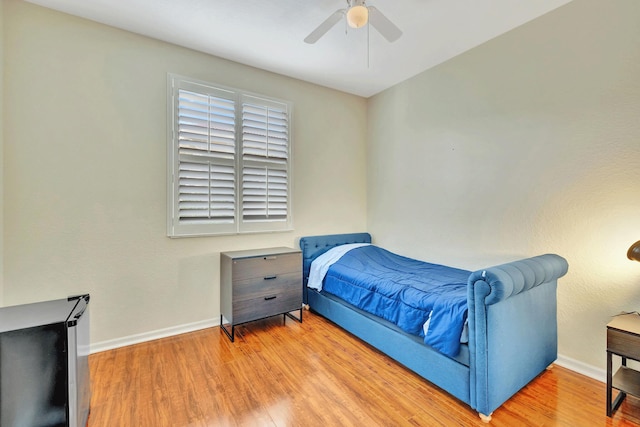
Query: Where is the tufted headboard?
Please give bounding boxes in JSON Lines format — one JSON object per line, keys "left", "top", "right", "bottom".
{"left": 298, "top": 232, "right": 372, "bottom": 286}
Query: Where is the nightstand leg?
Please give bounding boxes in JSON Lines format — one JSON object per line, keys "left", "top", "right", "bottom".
{"left": 284, "top": 308, "right": 303, "bottom": 323}
{"left": 612, "top": 391, "right": 627, "bottom": 415}
{"left": 220, "top": 315, "right": 235, "bottom": 342}
{"left": 607, "top": 351, "right": 628, "bottom": 416}
{"left": 607, "top": 351, "right": 612, "bottom": 416}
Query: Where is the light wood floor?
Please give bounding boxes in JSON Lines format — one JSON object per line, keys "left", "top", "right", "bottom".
{"left": 88, "top": 311, "right": 640, "bottom": 426}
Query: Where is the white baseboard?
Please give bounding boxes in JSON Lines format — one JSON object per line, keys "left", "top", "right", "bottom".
{"left": 90, "top": 317, "right": 220, "bottom": 354}
{"left": 555, "top": 354, "right": 605, "bottom": 383}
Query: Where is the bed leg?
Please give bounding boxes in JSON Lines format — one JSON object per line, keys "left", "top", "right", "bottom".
{"left": 303, "top": 304, "right": 310, "bottom": 310}
{"left": 546, "top": 364, "right": 554, "bottom": 370}
{"left": 479, "top": 412, "right": 492, "bottom": 423}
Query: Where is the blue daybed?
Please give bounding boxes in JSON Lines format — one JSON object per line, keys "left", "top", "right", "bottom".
{"left": 299, "top": 232, "right": 568, "bottom": 422}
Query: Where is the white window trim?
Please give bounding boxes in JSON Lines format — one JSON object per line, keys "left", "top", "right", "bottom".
{"left": 167, "top": 74, "right": 294, "bottom": 238}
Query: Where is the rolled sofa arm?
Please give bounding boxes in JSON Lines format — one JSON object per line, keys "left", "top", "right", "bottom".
{"left": 467, "top": 253, "right": 568, "bottom": 418}
{"left": 468, "top": 254, "right": 568, "bottom": 306}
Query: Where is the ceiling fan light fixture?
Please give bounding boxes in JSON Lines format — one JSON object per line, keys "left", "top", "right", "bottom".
{"left": 304, "top": 0, "right": 402, "bottom": 44}
{"left": 347, "top": 5, "right": 368, "bottom": 29}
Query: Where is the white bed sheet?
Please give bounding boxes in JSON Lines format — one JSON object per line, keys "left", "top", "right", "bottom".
{"left": 307, "top": 243, "right": 370, "bottom": 291}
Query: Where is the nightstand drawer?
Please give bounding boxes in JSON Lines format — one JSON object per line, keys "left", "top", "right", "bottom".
{"left": 232, "top": 253, "right": 300, "bottom": 281}
{"left": 233, "top": 288, "right": 301, "bottom": 324}
{"left": 608, "top": 328, "right": 640, "bottom": 360}
{"left": 233, "top": 272, "right": 301, "bottom": 302}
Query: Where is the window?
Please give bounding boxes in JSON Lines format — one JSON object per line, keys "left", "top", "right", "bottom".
{"left": 167, "top": 75, "right": 293, "bottom": 237}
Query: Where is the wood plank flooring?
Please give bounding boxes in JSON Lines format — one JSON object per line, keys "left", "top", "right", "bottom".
{"left": 88, "top": 311, "right": 640, "bottom": 426}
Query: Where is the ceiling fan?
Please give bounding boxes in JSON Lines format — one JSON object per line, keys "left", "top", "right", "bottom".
{"left": 304, "top": 0, "right": 402, "bottom": 44}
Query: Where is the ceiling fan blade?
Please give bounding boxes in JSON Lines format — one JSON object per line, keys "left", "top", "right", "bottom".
{"left": 367, "top": 6, "right": 402, "bottom": 42}
{"left": 304, "top": 9, "right": 345, "bottom": 44}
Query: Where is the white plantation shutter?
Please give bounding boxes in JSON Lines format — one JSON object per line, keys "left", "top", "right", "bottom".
{"left": 178, "top": 162, "right": 235, "bottom": 221}
{"left": 241, "top": 101, "right": 289, "bottom": 162}
{"left": 177, "top": 90, "right": 235, "bottom": 159}
{"left": 177, "top": 90, "right": 236, "bottom": 223}
{"left": 242, "top": 167, "right": 288, "bottom": 220}
{"left": 241, "top": 97, "right": 290, "bottom": 224}
{"left": 168, "top": 75, "right": 292, "bottom": 237}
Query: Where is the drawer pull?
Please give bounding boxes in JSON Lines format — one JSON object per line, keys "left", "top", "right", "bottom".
{"left": 264, "top": 256, "right": 277, "bottom": 260}
{"left": 264, "top": 275, "right": 277, "bottom": 280}
{"left": 264, "top": 296, "right": 277, "bottom": 301}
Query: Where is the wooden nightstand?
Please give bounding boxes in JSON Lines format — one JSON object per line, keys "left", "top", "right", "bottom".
{"left": 220, "top": 247, "right": 302, "bottom": 342}
{"left": 607, "top": 313, "right": 640, "bottom": 416}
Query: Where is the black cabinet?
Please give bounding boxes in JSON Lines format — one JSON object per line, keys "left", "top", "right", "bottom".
{"left": 0, "top": 295, "right": 91, "bottom": 427}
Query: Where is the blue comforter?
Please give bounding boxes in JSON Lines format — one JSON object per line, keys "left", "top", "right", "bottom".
{"left": 322, "top": 245, "right": 470, "bottom": 357}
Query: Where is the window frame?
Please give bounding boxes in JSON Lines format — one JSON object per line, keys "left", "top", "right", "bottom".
{"left": 167, "top": 74, "right": 293, "bottom": 238}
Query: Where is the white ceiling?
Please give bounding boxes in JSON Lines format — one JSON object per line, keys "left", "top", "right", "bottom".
{"left": 24, "top": 0, "right": 573, "bottom": 98}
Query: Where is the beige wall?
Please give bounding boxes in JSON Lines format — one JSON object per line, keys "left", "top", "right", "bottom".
{"left": 4, "top": 0, "right": 640, "bottom": 375}
{"left": 2, "top": 0, "right": 367, "bottom": 344}
{"left": 368, "top": 0, "right": 640, "bottom": 371}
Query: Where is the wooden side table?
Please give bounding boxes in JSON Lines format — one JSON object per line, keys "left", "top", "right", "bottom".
{"left": 607, "top": 313, "right": 640, "bottom": 416}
